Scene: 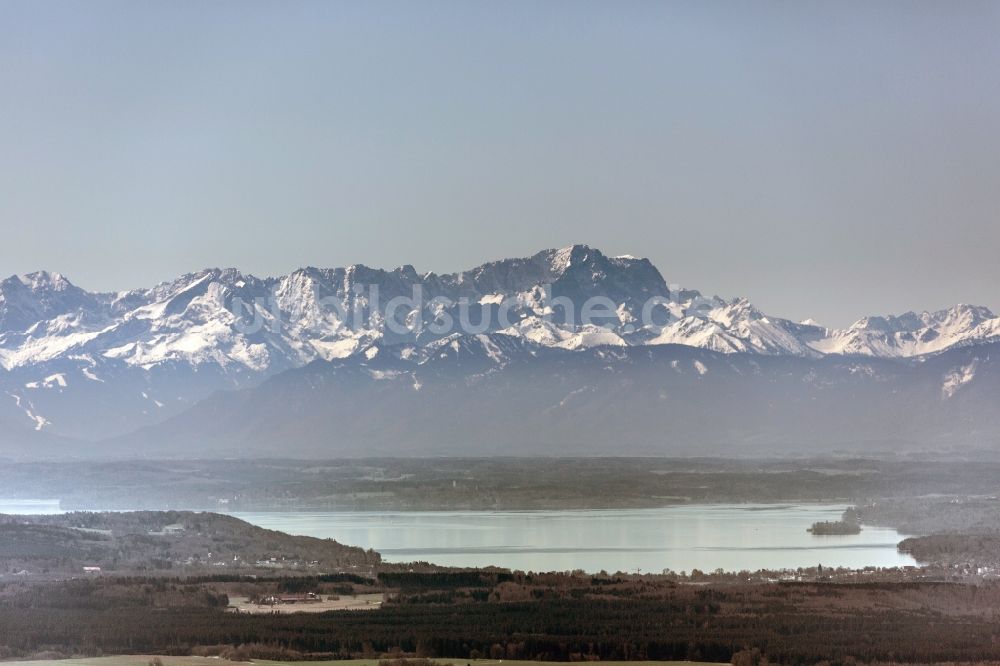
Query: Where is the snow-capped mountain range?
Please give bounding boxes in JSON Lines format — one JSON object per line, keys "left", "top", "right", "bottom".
{"left": 2, "top": 244, "right": 999, "bottom": 454}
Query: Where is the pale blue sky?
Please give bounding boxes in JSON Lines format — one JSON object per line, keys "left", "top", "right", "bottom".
{"left": 1, "top": 1, "right": 998, "bottom": 325}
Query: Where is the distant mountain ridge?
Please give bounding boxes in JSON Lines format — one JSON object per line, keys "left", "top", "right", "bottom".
{"left": 111, "top": 336, "right": 1000, "bottom": 458}
{"left": 2, "top": 244, "right": 999, "bottom": 454}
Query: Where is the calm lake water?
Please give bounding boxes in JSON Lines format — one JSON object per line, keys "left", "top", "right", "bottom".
{"left": 0, "top": 499, "right": 64, "bottom": 515}
{"left": 0, "top": 500, "right": 914, "bottom": 572}
{"left": 233, "top": 504, "right": 916, "bottom": 573}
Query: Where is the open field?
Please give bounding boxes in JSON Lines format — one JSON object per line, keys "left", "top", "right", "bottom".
{"left": 2, "top": 659, "right": 246, "bottom": 666}
{"left": 0, "top": 655, "right": 707, "bottom": 666}
{"left": 227, "top": 593, "right": 384, "bottom": 614}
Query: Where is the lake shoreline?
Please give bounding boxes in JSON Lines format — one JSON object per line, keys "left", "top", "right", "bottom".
{"left": 232, "top": 503, "right": 915, "bottom": 573}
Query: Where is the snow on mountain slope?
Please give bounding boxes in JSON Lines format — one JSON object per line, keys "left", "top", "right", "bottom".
{"left": 809, "top": 304, "right": 1000, "bottom": 357}
{"left": 10, "top": 246, "right": 993, "bottom": 379}
{"left": 0, "top": 246, "right": 649, "bottom": 367}
{"left": 643, "top": 297, "right": 826, "bottom": 357}
{"left": 2, "top": 245, "right": 999, "bottom": 442}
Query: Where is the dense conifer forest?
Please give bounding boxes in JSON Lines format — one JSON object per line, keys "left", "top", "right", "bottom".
{"left": 5, "top": 572, "right": 1000, "bottom": 663}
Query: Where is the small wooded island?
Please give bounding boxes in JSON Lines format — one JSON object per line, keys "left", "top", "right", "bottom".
{"left": 808, "top": 520, "right": 862, "bottom": 535}
{"left": 808, "top": 507, "right": 862, "bottom": 535}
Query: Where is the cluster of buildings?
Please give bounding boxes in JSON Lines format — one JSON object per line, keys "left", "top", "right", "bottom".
{"left": 257, "top": 592, "right": 322, "bottom": 605}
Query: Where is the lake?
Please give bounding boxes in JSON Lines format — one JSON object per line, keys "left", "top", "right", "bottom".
{"left": 233, "top": 503, "right": 916, "bottom": 573}
{"left": 0, "top": 498, "right": 64, "bottom": 515}
{"left": 0, "top": 499, "right": 915, "bottom": 572}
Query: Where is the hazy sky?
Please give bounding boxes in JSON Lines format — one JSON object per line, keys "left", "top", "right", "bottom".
{"left": 1, "top": 1, "right": 998, "bottom": 326}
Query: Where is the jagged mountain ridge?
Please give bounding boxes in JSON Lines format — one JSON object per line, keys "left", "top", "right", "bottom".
{"left": 1, "top": 244, "right": 999, "bottom": 446}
